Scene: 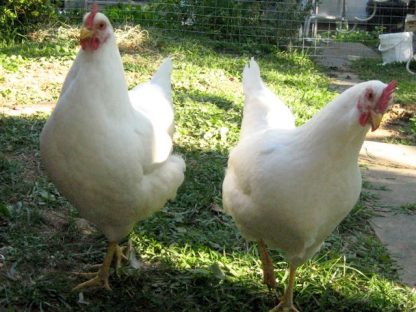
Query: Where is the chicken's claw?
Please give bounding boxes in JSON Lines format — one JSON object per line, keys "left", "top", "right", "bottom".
{"left": 270, "top": 303, "right": 300, "bottom": 312}
{"left": 72, "top": 241, "right": 118, "bottom": 291}
{"left": 72, "top": 274, "right": 111, "bottom": 291}
{"left": 115, "top": 241, "right": 132, "bottom": 274}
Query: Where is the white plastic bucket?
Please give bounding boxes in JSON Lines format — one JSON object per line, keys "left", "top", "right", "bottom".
{"left": 378, "top": 32, "right": 413, "bottom": 65}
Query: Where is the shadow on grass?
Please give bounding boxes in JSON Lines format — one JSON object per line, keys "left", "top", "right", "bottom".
{"left": 1, "top": 253, "right": 405, "bottom": 312}
{"left": 184, "top": 90, "right": 239, "bottom": 112}
{"left": 0, "top": 112, "right": 412, "bottom": 311}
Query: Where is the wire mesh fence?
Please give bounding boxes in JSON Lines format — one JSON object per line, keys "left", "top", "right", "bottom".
{"left": 61, "top": 1, "right": 306, "bottom": 50}
{"left": 57, "top": 0, "right": 416, "bottom": 56}
{"left": 3, "top": 0, "right": 415, "bottom": 56}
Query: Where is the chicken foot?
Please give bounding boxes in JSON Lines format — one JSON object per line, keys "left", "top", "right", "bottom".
{"left": 115, "top": 240, "right": 132, "bottom": 273}
{"left": 72, "top": 241, "right": 126, "bottom": 291}
{"left": 270, "top": 264, "right": 299, "bottom": 312}
{"left": 257, "top": 239, "right": 277, "bottom": 289}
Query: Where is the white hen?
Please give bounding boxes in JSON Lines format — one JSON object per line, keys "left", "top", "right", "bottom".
{"left": 40, "top": 5, "right": 185, "bottom": 291}
{"left": 222, "top": 58, "right": 396, "bottom": 311}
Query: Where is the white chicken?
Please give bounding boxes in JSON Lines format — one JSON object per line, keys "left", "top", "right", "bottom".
{"left": 222, "top": 58, "right": 396, "bottom": 311}
{"left": 40, "top": 5, "right": 185, "bottom": 291}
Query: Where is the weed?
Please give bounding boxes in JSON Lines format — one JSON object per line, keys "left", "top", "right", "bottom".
{"left": 395, "top": 203, "right": 416, "bottom": 215}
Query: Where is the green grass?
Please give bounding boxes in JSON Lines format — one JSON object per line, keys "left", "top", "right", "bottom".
{"left": 1, "top": 26, "right": 416, "bottom": 311}
{"left": 351, "top": 58, "right": 416, "bottom": 106}
{"left": 318, "top": 28, "right": 382, "bottom": 46}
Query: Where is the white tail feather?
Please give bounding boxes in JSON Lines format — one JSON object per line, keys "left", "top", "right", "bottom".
{"left": 151, "top": 57, "right": 172, "bottom": 99}
{"left": 242, "top": 57, "right": 264, "bottom": 96}
{"left": 240, "top": 58, "right": 295, "bottom": 139}
{"left": 129, "top": 58, "right": 174, "bottom": 136}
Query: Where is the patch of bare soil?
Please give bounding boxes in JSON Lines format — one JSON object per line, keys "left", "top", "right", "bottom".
{"left": 14, "top": 152, "right": 42, "bottom": 183}
{"left": 2, "top": 103, "right": 55, "bottom": 116}
{"left": 39, "top": 209, "right": 70, "bottom": 232}
{"left": 367, "top": 104, "right": 416, "bottom": 145}
{"left": 0, "top": 59, "right": 68, "bottom": 114}
{"left": 328, "top": 71, "right": 361, "bottom": 93}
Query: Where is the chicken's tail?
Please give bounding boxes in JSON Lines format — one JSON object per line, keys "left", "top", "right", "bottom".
{"left": 242, "top": 57, "right": 264, "bottom": 96}
{"left": 240, "top": 58, "right": 295, "bottom": 139}
{"left": 129, "top": 57, "right": 175, "bottom": 137}
{"left": 151, "top": 57, "right": 172, "bottom": 102}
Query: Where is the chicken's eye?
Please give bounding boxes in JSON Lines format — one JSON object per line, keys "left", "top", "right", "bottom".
{"left": 365, "top": 89, "right": 374, "bottom": 101}
{"left": 98, "top": 22, "right": 106, "bottom": 30}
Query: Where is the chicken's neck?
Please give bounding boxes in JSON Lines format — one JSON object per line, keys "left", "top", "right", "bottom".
{"left": 75, "top": 36, "right": 132, "bottom": 118}
{"left": 298, "top": 97, "right": 369, "bottom": 165}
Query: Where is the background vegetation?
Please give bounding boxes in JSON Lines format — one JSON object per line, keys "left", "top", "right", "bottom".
{"left": 1, "top": 0, "right": 307, "bottom": 47}
{"left": 0, "top": 0, "right": 59, "bottom": 39}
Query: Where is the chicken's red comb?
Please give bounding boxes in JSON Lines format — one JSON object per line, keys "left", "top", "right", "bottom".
{"left": 85, "top": 3, "right": 99, "bottom": 28}
{"left": 377, "top": 80, "right": 397, "bottom": 113}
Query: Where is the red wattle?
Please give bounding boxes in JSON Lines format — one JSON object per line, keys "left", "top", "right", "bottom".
{"left": 359, "top": 112, "right": 368, "bottom": 127}
{"left": 80, "top": 37, "right": 100, "bottom": 51}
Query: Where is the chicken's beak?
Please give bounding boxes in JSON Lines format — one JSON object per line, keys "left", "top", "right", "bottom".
{"left": 369, "top": 110, "right": 383, "bottom": 132}
{"left": 80, "top": 27, "right": 94, "bottom": 40}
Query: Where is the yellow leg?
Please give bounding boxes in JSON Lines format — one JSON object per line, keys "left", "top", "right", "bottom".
{"left": 72, "top": 241, "right": 118, "bottom": 291}
{"left": 115, "top": 241, "right": 131, "bottom": 271}
{"left": 270, "top": 264, "right": 299, "bottom": 312}
{"left": 115, "top": 241, "right": 131, "bottom": 273}
{"left": 258, "top": 239, "right": 277, "bottom": 289}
